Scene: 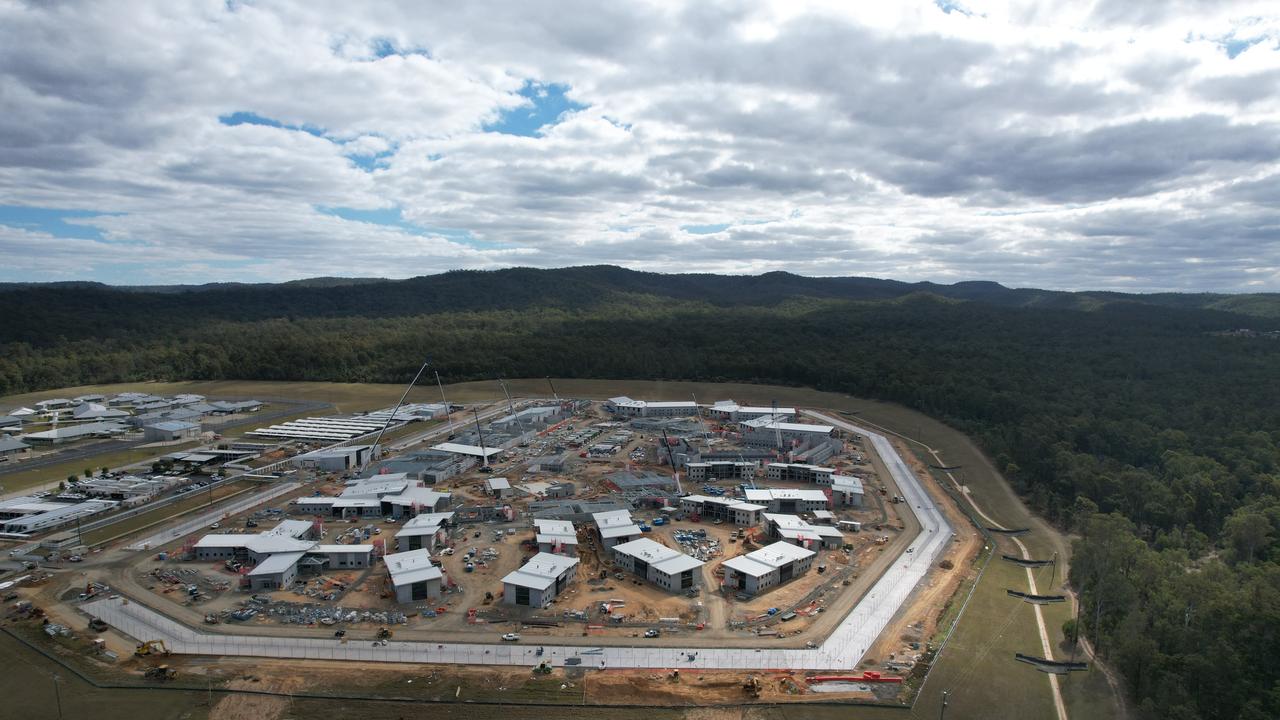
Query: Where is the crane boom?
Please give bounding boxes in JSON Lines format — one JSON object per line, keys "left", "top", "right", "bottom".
{"left": 660, "top": 428, "right": 684, "bottom": 495}
{"left": 434, "top": 370, "right": 453, "bottom": 435}
{"left": 363, "top": 358, "right": 431, "bottom": 472}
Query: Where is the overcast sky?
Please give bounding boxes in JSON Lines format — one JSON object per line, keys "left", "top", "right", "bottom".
{"left": 2, "top": 1, "right": 1279, "bottom": 291}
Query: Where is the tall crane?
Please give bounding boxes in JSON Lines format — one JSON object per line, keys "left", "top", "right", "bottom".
{"left": 772, "top": 399, "right": 784, "bottom": 454}
{"left": 472, "top": 408, "right": 493, "bottom": 472}
{"left": 690, "top": 393, "right": 711, "bottom": 453}
{"left": 497, "top": 378, "right": 527, "bottom": 436}
{"left": 660, "top": 428, "right": 684, "bottom": 495}
{"left": 434, "top": 370, "right": 453, "bottom": 436}
{"left": 362, "top": 358, "right": 431, "bottom": 474}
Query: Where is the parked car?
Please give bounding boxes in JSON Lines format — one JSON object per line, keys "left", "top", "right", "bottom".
{"left": 501, "top": 633, "right": 520, "bottom": 642}
{"left": 643, "top": 629, "right": 660, "bottom": 638}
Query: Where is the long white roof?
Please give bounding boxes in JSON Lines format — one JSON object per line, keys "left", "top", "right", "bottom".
{"left": 745, "top": 488, "right": 830, "bottom": 502}
{"left": 429, "top": 442, "right": 503, "bottom": 458}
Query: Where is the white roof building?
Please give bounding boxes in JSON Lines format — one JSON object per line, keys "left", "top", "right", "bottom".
{"left": 762, "top": 513, "right": 844, "bottom": 547}
{"left": 383, "top": 549, "right": 444, "bottom": 588}
{"left": 721, "top": 541, "right": 815, "bottom": 578}
{"left": 533, "top": 518, "right": 579, "bottom": 550}
{"left": 592, "top": 509, "right": 642, "bottom": 543}
{"left": 612, "top": 537, "right": 705, "bottom": 576}
{"left": 502, "top": 552, "right": 579, "bottom": 592}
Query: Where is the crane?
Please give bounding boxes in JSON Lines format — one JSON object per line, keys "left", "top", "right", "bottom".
{"left": 361, "top": 357, "right": 431, "bottom": 474}
{"left": 546, "top": 377, "right": 560, "bottom": 402}
{"left": 472, "top": 408, "right": 493, "bottom": 472}
{"left": 434, "top": 370, "right": 454, "bottom": 436}
{"left": 772, "top": 399, "right": 784, "bottom": 455}
{"left": 690, "top": 393, "right": 711, "bottom": 453}
{"left": 497, "top": 378, "right": 527, "bottom": 436}
{"left": 659, "top": 428, "right": 684, "bottom": 495}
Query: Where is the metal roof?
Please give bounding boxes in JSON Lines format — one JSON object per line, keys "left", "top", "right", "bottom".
{"left": 383, "top": 549, "right": 443, "bottom": 586}
{"left": 502, "top": 552, "right": 579, "bottom": 591}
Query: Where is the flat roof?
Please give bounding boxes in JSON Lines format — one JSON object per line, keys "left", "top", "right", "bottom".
{"left": 832, "top": 475, "right": 865, "bottom": 492}
{"left": 502, "top": 552, "right": 580, "bottom": 591}
{"left": 486, "top": 477, "right": 511, "bottom": 490}
{"left": 383, "top": 549, "right": 443, "bottom": 587}
{"left": 429, "top": 442, "right": 503, "bottom": 458}
{"left": 313, "top": 544, "right": 374, "bottom": 554}
{"left": 745, "top": 488, "right": 830, "bottom": 502}
{"left": 195, "top": 533, "right": 316, "bottom": 554}
{"left": 679, "top": 495, "right": 765, "bottom": 512}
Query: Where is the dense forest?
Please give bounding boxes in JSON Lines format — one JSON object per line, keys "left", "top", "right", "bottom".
{"left": 2, "top": 266, "right": 1279, "bottom": 719}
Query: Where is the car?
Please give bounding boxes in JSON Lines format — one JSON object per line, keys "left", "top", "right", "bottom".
{"left": 643, "top": 629, "right": 660, "bottom": 638}
{"left": 210, "top": 522, "right": 220, "bottom": 529}
{"left": 501, "top": 633, "right": 520, "bottom": 642}
{"left": 67, "top": 555, "right": 83, "bottom": 563}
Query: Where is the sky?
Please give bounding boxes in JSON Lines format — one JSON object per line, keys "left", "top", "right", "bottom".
{"left": 1, "top": 1, "right": 1279, "bottom": 292}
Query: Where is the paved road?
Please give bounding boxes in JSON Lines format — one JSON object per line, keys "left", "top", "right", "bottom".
{"left": 123, "top": 482, "right": 301, "bottom": 551}
{"left": 84, "top": 413, "right": 952, "bottom": 670}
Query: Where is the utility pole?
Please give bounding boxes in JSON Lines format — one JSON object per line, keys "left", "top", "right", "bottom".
{"left": 939, "top": 690, "right": 949, "bottom": 720}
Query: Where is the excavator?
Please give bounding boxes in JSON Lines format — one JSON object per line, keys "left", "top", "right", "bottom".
{"left": 134, "top": 640, "right": 171, "bottom": 657}
{"left": 376, "top": 626, "right": 393, "bottom": 640}
{"left": 743, "top": 675, "right": 762, "bottom": 698}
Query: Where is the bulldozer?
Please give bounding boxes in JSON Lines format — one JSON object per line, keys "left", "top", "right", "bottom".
{"left": 135, "top": 640, "right": 171, "bottom": 657}
{"left": 144, "top": 665, "right": 177, "bottom": 682}
{"left": 376, "top": 626, "right": 393, "bottom": 640}
{"left": 743, "top": 675, "right": 762, "bottom": 698}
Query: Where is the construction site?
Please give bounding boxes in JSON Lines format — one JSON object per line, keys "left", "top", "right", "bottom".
{"left": 0, "top": 382, "right": 984, "bottom": 711}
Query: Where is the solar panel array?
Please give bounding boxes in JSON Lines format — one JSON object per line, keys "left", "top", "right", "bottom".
{"left": 247, "top": 416, "right": 390, "bottom": 441}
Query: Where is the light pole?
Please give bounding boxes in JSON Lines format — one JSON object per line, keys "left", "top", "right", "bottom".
{"left": 939, "top": 690, "right": 949, "bottom": 720}
{"left": 52, "top": 673, "right": 64, "bottom": 720}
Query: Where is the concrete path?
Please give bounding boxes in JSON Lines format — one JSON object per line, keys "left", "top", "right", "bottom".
{"left": 86, "top": 414, "right": 952, "bottom": 670}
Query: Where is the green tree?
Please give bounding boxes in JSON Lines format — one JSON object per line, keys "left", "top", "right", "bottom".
{"left": 1222, "top": 510, "right": 1273, "bottom": 564}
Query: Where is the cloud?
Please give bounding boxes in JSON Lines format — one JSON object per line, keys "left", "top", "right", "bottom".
{"left": 0, "top": 0, "right": 1278, "bottom": 291}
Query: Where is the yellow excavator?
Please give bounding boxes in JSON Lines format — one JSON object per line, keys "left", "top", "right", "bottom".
{"left": 135, "top": 640, "right": 171, "bottom": 657}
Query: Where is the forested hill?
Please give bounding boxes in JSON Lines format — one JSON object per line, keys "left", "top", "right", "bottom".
{"left": 2, "top": 266, "right": 1279, "bottom": 345}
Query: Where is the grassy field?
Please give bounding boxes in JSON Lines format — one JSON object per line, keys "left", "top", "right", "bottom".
{"left": 0, "top": 440, "right": 204, "bottom": 496}
{"left": 80, "top": 479, "right": 254, "bottom": 546}
{"left": 0, "top": 378, "right": 1122, "bottom": 719}
{"left": 0, "top": 631, "right": 210, "bottom": 720}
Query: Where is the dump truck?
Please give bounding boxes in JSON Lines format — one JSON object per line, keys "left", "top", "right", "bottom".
{"left": 144, "top": 665, "right": 177, "bottom": 682}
